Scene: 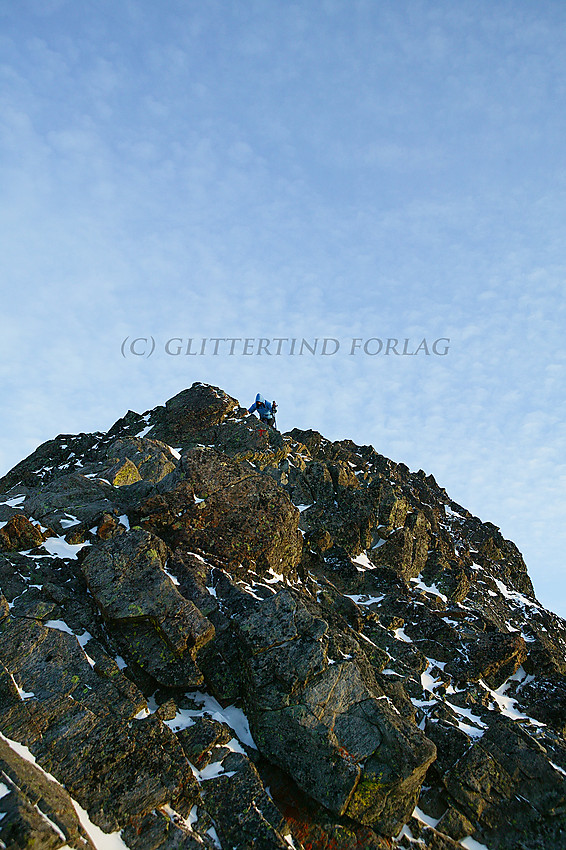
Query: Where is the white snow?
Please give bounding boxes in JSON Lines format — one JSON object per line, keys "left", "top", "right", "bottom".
{"left": 45, "top": 620, "right": 74, "bottom": 635}
{"left": 480, "top": 679, "right": 546, "bottom": 726}
{"left": 295, "top": 504, "right": 312, "bottom": 512}
{"left": 0, "top": 495, "right": 25, "bottom": 508}
{"left": 345, "top": 593, "right": 385, "bottom": 606}
{"left": 118, "top": 515, "right": 130, "bottom": 530}
{"left": 492, "top": 578, "right": 541, "bottom": 612}
{"left": 165, "top": 691, "right": 257, "bottom": 750}
{"left": 167, "top": 446, "right": 181, "bottom": 460}
{"left": 444, "top": 505, "right": 464, "bottom": 519}
{"left": 550, "top": 761, "right": 566, "bottom": 777}
{"left": 60, "top": 514, "right": 81, "bottom": 529}
{"left": 163, "top": 564, "right": 180, "bottom": 586}
{"left": 0, "top": 732, "right": 129, "bottom": 849}
{"left": 410, "top": 576, "right": 448, "bottom": 603}
{"left": 0, "top": 784, "right": 10, "bottom": 800}
{"left": 352, "top": 551, "right": 375, "bottom": 570}
{"left": 42, "top": 536, "right": 91, "bottom": 560}
{"left": 136, "top": 424, "right": 153, "bottom": 438}
{"left": 265, "top": 568, "right": 284, "bottom": 584}
{"left": 207, "top": 825, "right": 222, "bottom": 848}
{"left": 461, "top": 838, "right": 491, "bottom": 850}
{"left": 412, "top": 805, "right": 440, "bottom": 828}
{"left": 394, "top": 626, "right": 413, "bottom": 643}
{"left": 445, "top": 701, "right": 487, "bottom": 738}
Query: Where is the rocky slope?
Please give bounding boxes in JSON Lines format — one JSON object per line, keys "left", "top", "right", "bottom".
{"left": 0, "top": 382, "right": 565, "bottom": 850}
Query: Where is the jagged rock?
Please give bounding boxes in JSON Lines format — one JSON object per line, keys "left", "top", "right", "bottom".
{"left": 262, "top": 759, "right": 391, "bottom": 849}
{"left": 135, "top": 447, "right": 303, "bottom": 579}
{"left": 176, "top": 717, "right": 233, "bottom": 768}
{"left": 121, "top": 810, "right": 216, "bottom": 850}
{"left": 145, "top": 383, "right": 238, "bottom": 445}
{"left": 235, "top": 589, "right": 436, "bottom": 836}
{"left": 0, "top": 736, "right": 96, "bottom": 850}
{"left": 23, "top": 472, "right": 116, "bottom": 528}
{"left": 445, "top": 631, "right": 528, "bottom": 689}
{"left": 104, "top": 437, "right": 177, "bottom": 484}
{"left": 0, "top": 383, "right": 565, "bottom": 849}
{"left": 519, "top": 676, "right": 566, "bottom": 733}
{"left": 200, "top": 752, "right": 291, "bottom": 849}
{"left": 80, "top": 529, "right": 214, "bottom": 687}
{"left": 105, "top": 457, "right": 142, "bottom": 487}
{"left": 440, "top": 715, "right": 566, "bottom": 848}
{"left": 0, "top": 515, "right": 47, "bottom": 552}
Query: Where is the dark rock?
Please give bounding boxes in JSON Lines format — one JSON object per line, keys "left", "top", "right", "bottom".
{"left": 104, "top": 436, "right": 177, "bottom": 484}
{"left": 0, "top": 515, "right": 47, "bottom": 552}
{"left": 176, "top": 717, "right": 232, "bottom": 768}
{"left": 80, "top": 529, "right": 214, "bottom": 687}
{"left": 446, "top": 631, "right": 528, "bottom": 689}
{"left": 145, "top": 383, "right": 238, "bottom": 445}
{"left": 0, "top": 736, "right": 96, "bottom": 850}
{"left": 136, "top": 447, "right": 303, "bottom": 579}
{"left": 200, "top": 751, "right": 290, "bottom": 850}
{"left": 23, "top": 472, "right": 116, "bottom": 528}
{"left": 1, "top": 383, "right": 565, "bottom": 849}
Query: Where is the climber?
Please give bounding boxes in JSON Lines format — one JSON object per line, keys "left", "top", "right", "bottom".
{"left": 248, "top": 393, "right": 278, "bottom": 430}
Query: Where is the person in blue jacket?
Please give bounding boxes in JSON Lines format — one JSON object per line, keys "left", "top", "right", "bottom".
{"left": 248, "top": 393, "right": 277, "bottom": 429}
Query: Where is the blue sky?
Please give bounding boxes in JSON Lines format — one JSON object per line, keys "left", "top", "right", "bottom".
{"left": 1, "top": 0, "right": 566, "bottom": 616}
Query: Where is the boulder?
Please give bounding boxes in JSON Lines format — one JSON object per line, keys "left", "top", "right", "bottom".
{"left": 23, "top": 473, "right": 116, "bottom": 528}
{"left": 236, "top": 590, "right": 436, "bottom": 836}
{"left": 145, "top": 383, "right": 238, "bottom": 445}
{"left": 80, "top": 529, "right": 214, "bottom": 687}
{"left": 0, "top": 736, "right": 96, "bottom": 850}
{"left": 0, "top": 515, "right": 47, "bottom": 552}
{"left": 137, "top": 448, "right": 303, "bottom": 579}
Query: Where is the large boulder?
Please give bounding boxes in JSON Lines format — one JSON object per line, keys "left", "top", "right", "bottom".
{"left": 136, "top": 447, "right": 303, "bottom": 579}
{"left": 23, "top": 473, "right": 116, "bottom": 528}
{"left": 0, "top": 515, "right": 47, "bottom": 552}
{"left": 236, "top": 590, "right": 436, "bottom": 836}
{"left": 80, "top": 529, "right": 214, "bottom": 687}
{"left": 145, "top": 383, "right": 238, "bottom": 445}
{"left": 103, "top": 436, "right": 177, "bottom": 485}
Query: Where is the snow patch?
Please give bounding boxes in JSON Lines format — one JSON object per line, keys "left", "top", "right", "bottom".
{"left": 352, "top": 551, "right": 375, "bottom": 570}
{"left": 42, "top": 536, "right": 91, "bottom": 560}
{"left": 345, "top": 593, "right": 385, "bottom": 607}
{"left": 166, "top": 691, "right": 256, "bottom": 750}
{"left": 410, "top": 576, "right": 448, "bottom": 603}
{"left": 45, "top": 620, "right": 75, "bottom": 635}
{"left": 59, "top": 514, "right": 82, "bottom": 529}
{"left": 0, "top": 495, "right": 25, "bottom": 508}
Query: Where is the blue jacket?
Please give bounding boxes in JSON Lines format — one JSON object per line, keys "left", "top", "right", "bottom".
{"left": 248, "top": 393, "right": 274, "bottom": 420}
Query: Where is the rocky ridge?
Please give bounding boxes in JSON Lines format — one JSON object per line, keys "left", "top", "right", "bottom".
{"left": 0, "top": 382, "right": 564, "bottom": 850}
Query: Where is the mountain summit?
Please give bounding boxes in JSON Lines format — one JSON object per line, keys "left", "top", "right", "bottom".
{"left": 0, "top": 382, "right": 564, "bottom": 850}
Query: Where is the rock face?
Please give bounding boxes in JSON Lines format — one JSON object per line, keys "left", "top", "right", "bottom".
{"left": 0, "top": 381, "right": 565, "bottom": 850}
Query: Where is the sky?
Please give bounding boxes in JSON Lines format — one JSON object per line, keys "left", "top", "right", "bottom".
{"left": 1, "top": 0, "right": 565, "bottom": 616}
